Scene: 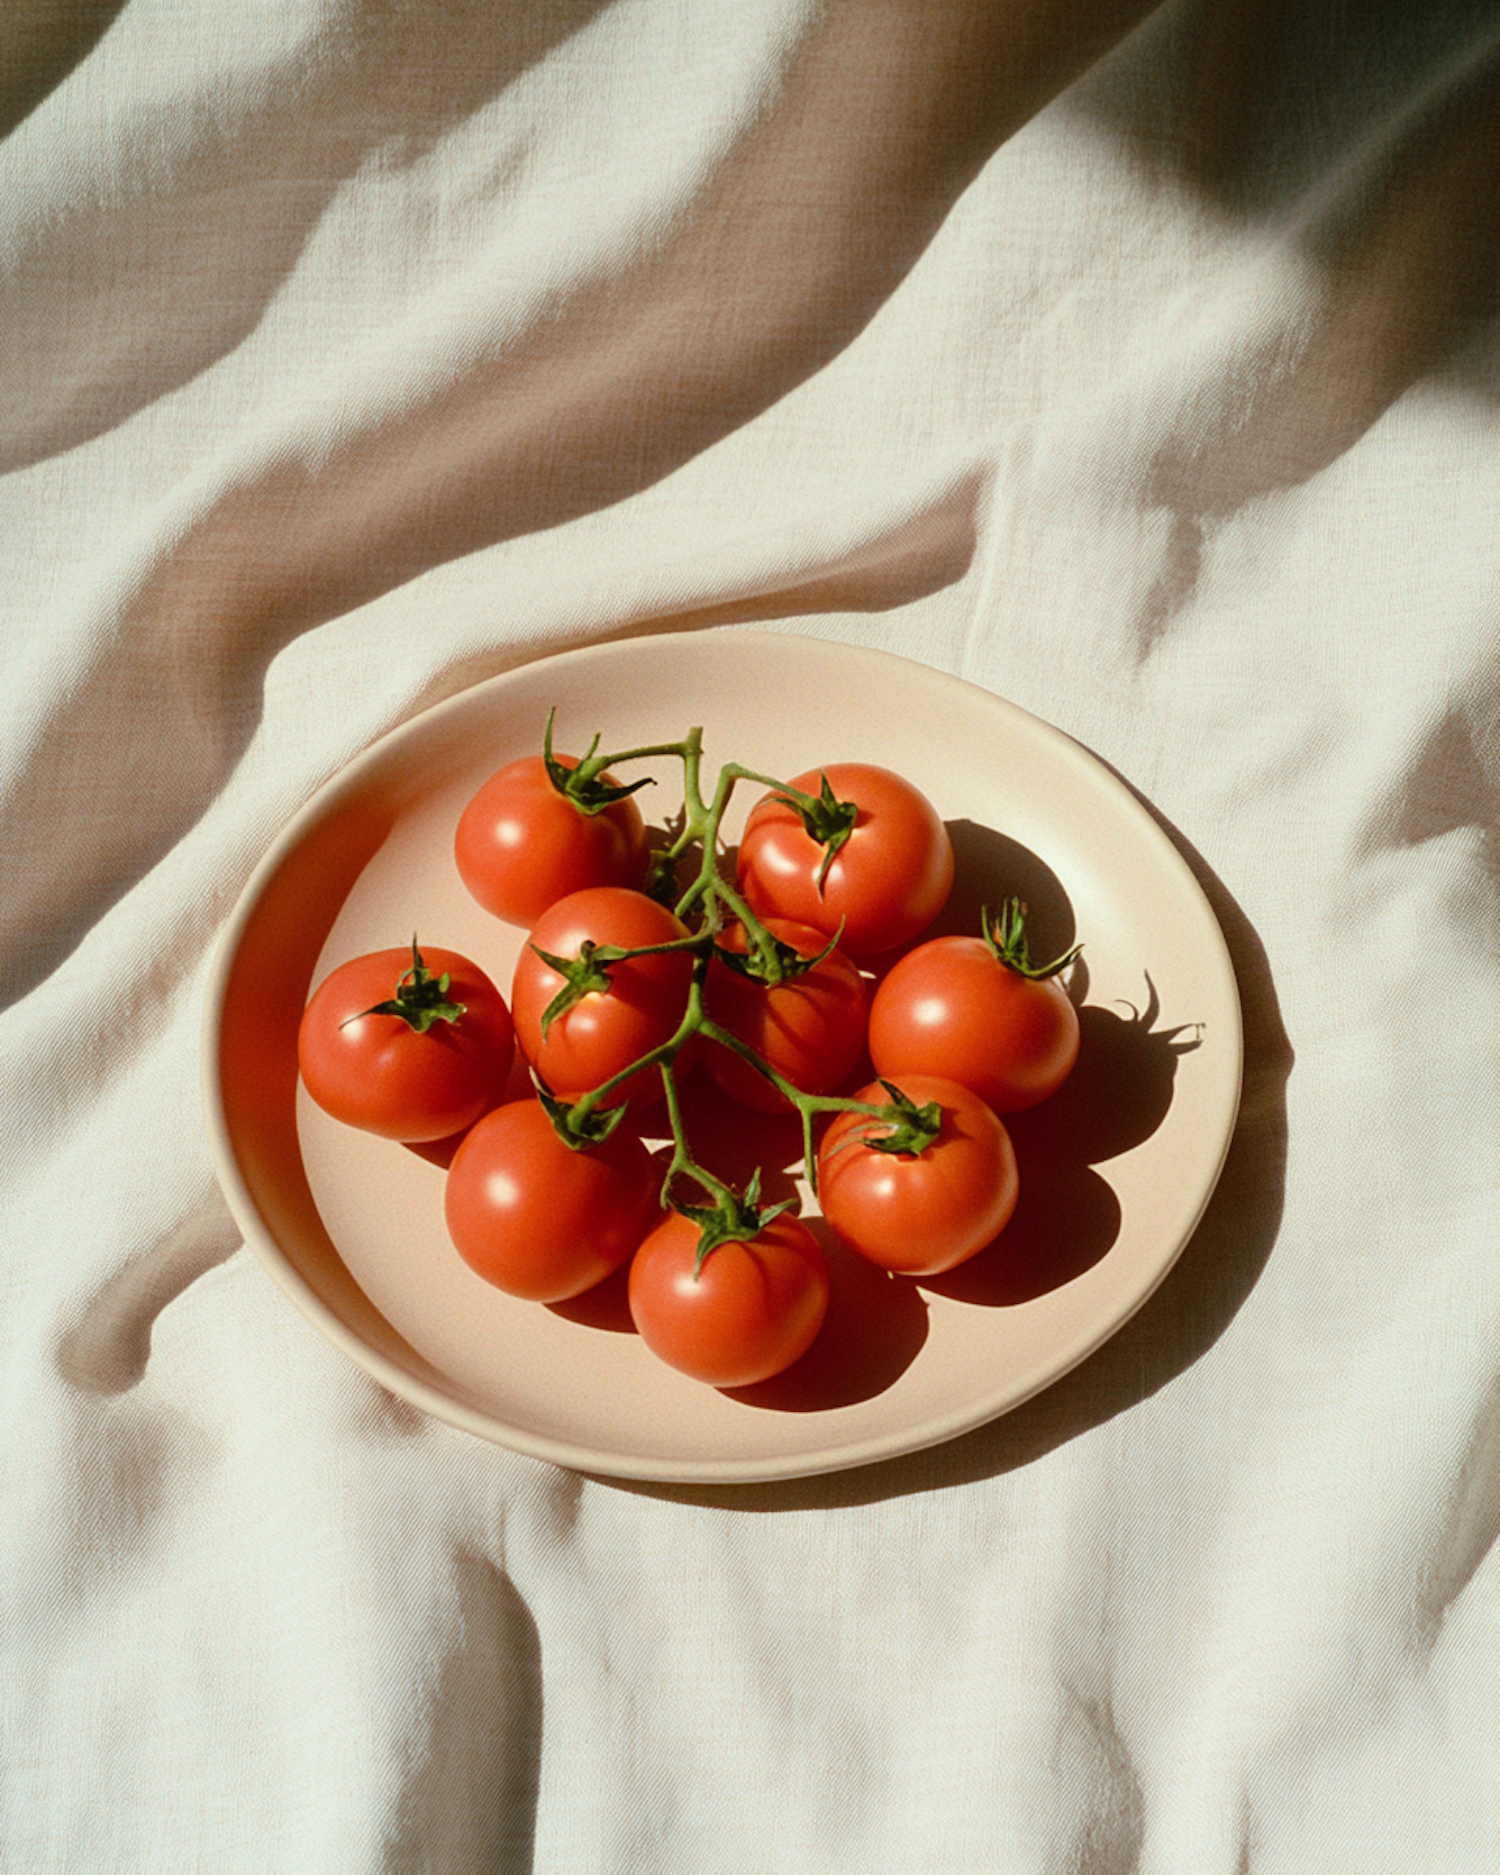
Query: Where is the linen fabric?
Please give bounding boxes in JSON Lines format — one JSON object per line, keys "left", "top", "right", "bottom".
{"left": 3, "top": 2, "right": 1498, "bottom": 1870}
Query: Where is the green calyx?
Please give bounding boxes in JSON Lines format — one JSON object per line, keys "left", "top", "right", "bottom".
{"left": 983, "top": 897, "right": 1082, "bottom": 981}
{"left": 535, "top": 926, "right": 707, "bottom": 1041}
{"left": 777, "top": 771, "right": 858, "bottom": 895}
{"left": 535, "top": 1078, "right": 631, "bottom": 1150}
{"left": 710, "top": 921, "right": 841, "bottom": 988}
{"left": 533, "top": 939, "right": 616, "bottom": 1040}
{"left": 346, "top": 937, "right": 466, "bottom": 1033}
{"left": 851, "top": 1081, "right": 944, "bottom": 1158}
{"left": 672, "top": 1167, "right": 796, "bottom": 1277}
{"left": 543, "top": 707, "right": 655, "bottom": 817}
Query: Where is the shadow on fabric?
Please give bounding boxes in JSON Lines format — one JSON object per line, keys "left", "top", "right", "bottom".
{"left": 0, "top": 473, "right": 980, "bottom": 1015}
{"left": 384, "top": 1552, "right": 544, "bottom": 1875}
{"left": 0, "top": 0, "right": 617, "bottom": 472}
{"left": 0, "top": 0, "right": 1154, "bottom": 1012}
{"left": 0, "top": 0, "right": 128, "bottom": 140}
{"left": 1078, "top": 0, "right": 1500, "bottom": 661}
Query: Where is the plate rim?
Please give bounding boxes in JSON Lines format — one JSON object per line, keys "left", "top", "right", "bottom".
{"left": 202, "top": 627, "right": 1244, "bottom": 1483}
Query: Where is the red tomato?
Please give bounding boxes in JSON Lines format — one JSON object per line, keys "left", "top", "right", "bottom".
{"left": 455, "top": 753, "right": 648, "bottom": 926}
{"left": 298, "top": 944, "right": 514, "bottom": 1142}
{"left": 736, "top": 762, "right": 953, "bottom": 957}
{"left": 628, "top": 1209, "right": 830, "bottom": 1387}
{"left": 703, "top": 918, "right": 867, "bottom": 1112}
{"left": 511, "top": 887, "right": 692, "bottom": 1106}
{"left": 868, "top": 937, "right": 1080, "bottom": 1112}
{"left": 816, "top": 1076, "right": 1018, "bottom": 1276}
{"left": 444, "top": 1098, "right": 660, "bottom": 1302}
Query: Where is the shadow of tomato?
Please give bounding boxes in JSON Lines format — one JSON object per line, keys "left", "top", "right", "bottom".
{"left": 551, "top": 1215, "right": 931, "bottom": 1410}
{"left": 548, "top": 1259, "right": 637, "bottom": 1333}
{"left": 402, "top": 1041, "right": 540, "bottom": 1169}
{"left": 922, "top": 978, "right": 1200, "bottom": 1307}
{"left": 723, "top": 1221, "right": 929, "bottom": 1412}
{"left": 921, "top": 1153, "right": 1122, "bottom": 1306}
{"left": 857, "top": 817, "right": 1080, "bottom": 988}
{"left": 664, "top": 1061, "right": 807, "bottom": 1207}
{"left": 1012, "top": 981, "right": 1201, "bottom": 1167}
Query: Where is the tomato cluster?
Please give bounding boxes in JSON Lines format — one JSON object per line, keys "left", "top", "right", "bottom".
{"left": 295, "top": 718, "right": 1084, "bottom": 1389}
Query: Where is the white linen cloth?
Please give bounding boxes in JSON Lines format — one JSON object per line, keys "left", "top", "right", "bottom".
{"left": 4, "top": 2, "right": 1498, "bottom": 1869}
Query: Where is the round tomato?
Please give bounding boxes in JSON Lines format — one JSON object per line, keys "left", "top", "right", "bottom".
{"left": 628, "top": 1209, "right": 829, "bottom": 1387}
{"left": 298, "top": 944, "right": 514, "bottom": 1142}
{"left": 444, "top": 1098, "right": 660, "bottom": 1302}
{"left": 511, "top": 887, "right": 692, "bottom": 1106}
{"left": 868, "top": 936, "right": 1080, "bottom": 1112}
{"left": 455, "top": 753, "right": 648, "bottom": 927}
{"left": 735, "top": 762, "right": 953, "bottom": 957}
{"left": 816, "top": 1076, "right": 1018, "bottom": 1276}
{"left": 702, "top": 918, "right": 867, "bottom": 1112}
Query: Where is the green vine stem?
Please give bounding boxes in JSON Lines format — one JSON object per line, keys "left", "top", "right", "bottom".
{"left": 532, "top": 717, "right": 937, "bottom": 1243}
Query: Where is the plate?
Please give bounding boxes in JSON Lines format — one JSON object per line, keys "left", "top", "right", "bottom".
{"left": 203, "top": 629, "right": 1242, "bottom": 1483}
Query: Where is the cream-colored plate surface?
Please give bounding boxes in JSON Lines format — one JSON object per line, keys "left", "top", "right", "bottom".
{"left": 203, "top": 630, "right": 1242, "bottom": 1483}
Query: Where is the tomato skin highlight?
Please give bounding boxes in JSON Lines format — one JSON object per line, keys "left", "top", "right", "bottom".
{"left": 298, "top": 947, "right": 514, "bottom": 1142}
{"left": 511, "top": 887, "right": 692, "bottom": 1106}
{"left": 817, "top": 1076, "right": 1018, "bottom": 1276}
{"left": 455, "top": 753, "right": 648, "bottom": 927}
{"left": 444, "top": 1098, "right": 660, "bottom": 1302}
{"left": 628, "top": 1209, "right": 830, "bottom": 1387}
{"left": 868, "top": 936, "right": 1080, "bottom": 1113}
{"left": 703, "top": 918, "right": 868, "bottom": 1112}
{"left": 736, "top": 762, "right": 954, "bottom": 957}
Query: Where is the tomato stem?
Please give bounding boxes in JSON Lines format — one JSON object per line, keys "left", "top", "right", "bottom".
{"left": 657, "top": 1060, "right": 732, "bottom": 1213}
{"left": 560, "top": 940, "right": 726, "bottom": 1136}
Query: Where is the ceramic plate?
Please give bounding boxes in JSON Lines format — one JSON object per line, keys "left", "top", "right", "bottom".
{"left": 203, "top": 629, "right": 1241, "bottom": 1483}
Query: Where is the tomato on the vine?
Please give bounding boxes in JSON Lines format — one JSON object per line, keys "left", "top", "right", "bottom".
{"left": 703, "top": 917, "right": 867, "bottom": 1112}
{"left": 444, "top": 1098, "right": 660, "bottom": 1302}
{"left": 817, "top": 1076, "right": 1018, "bottom": 1276}
{"left": 868, "top": 901, "right": 1080, "bottom": 1112}
{"left": 455, "top": 752, "right": 648, "bottom": 927}
{"left": 736, "top": 762, "right": 953, "bottom": 957}
{"left": 628, "top": 1209, "right": 829, "bottom": 1387}
{"left": 298, "top": 943, "right": 513, "bottom": 1142}
{"left": 511, "top": 887, "right": 692, "bottom": 1106}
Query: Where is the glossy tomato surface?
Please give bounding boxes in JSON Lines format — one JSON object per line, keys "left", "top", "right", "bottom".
{"left": 444, "top": 1098, "right": 661, "bottom": 1302}
{"left": 455, "top": 753, "right": 648, "bottom": 927}
{"left": 298, "top": 946, "right": 514, "bottom": 1142}
{"left": 628, "top": 1209, "right": 830, "bottom": 1387}
{"left": 511, "top": 887, "right": 692, "bottom": 1106}
{"left": 868, "top": 936, "right": 1080, "bottom": 1112}
{"left": 735, "top": 762, "right": 953, "bottom": 957}
{"left": 817, "top": 1076, "right": 1018, "bottom": 1276}
{"left": 703, "top": 918, "right": 867, "bottom": 1112}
